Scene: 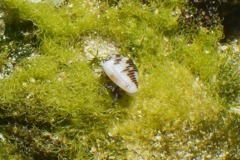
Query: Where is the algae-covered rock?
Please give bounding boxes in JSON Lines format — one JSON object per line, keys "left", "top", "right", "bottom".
{"left": 0, "top": 0, "right": 239, "bottom": 159}
{"left": 0, "top": 6, "right": 5, "bottom": 39}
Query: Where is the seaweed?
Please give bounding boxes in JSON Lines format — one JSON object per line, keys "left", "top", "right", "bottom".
{"left": 0, "top": 0, "right": 239, "bottom": 159}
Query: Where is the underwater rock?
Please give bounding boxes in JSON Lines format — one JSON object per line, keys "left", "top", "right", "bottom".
{"left": 0, "top": 3, "right": 5, "bottom": 40}
{"left": 83, "top": 36, "right": 119, "bottom": 62}
{"left": 83, "top": 36, "right": 119, "bottom": 77}
{"left": 28, "top": 0, "right": 68, "bottom": 7}
{"left": 0, "top": 4, "right": 39, "bottom": 79}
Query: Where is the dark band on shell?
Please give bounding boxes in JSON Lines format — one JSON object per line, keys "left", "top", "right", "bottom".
{"left": 110, "top": 55, "right": 138, "bottom": 87}
{"left": 124, "top": 64, "right": 138, "bottom": 87}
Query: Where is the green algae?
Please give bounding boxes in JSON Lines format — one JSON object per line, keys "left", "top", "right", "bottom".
{"left": 0, "top": 0, "right": 239, "bottom": 159}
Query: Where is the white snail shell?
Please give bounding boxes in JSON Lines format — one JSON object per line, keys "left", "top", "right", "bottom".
{"left": 102, "top": 54, "right": 138, "bottom": 96}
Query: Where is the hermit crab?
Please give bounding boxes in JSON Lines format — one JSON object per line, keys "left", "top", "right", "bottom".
{"left": 102, "top": 54, "right": 139, "bottom": 103}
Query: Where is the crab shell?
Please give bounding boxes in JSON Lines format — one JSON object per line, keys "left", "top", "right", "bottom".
{"left": 102, "top": 54, "right": 138, "bottom": 96}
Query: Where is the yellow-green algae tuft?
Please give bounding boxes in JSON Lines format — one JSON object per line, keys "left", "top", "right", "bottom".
{"left": 0, "top": 0, "right": 239, "bottom": 159}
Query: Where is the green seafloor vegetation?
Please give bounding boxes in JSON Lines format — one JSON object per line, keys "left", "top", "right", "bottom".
{"left": 0, "top": 0, "right": 239, "bottom": 159}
